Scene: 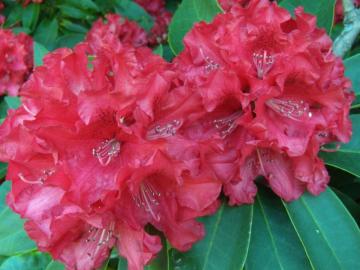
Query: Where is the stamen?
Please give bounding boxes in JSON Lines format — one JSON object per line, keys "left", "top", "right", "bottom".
{"left": 266, "top": 98, "right": 312, "bottom": 121}
{"left": 146, "top": 119, "right": 182, "bottom": 140}
{"left": 256, "top": 148, "right": 266, "bottom": 176}
{"left": 321, "top": 143, "right": 341, "bottom": 152}
{"left": 253, "top": 50, "right": 274, "bottom": 79}
{"left": 92, "top": 138, "right": 121, "bottom": 166}
{"left": 133, "top": 182, "right": 161, "bottom": 221}
{"left": 85, "top": 222, "right": 115, "bottom": 260}
{"left": 200, "top": 48, "right": 220, "bottom": 73}
{"left": 213, "top": 111, "right": 242, "bottom": 138}
{"left": 18, "top": 168, "right": 55, "bottom": 185}
{"left": 204, "top": 56, "right": 220, "bottom": 73}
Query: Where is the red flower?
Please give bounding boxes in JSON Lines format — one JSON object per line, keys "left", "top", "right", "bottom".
{"left": 0, "top": 29, "right": 33, "bottom": 96}
{"left": 0, "top": 43, "right": 221, "bottom": 269}
{"left": 134, "top": 0, "right": 172, "bottom": 45}
{"left": 86, "top": 14, "right": 148, "bottom": 53}
{"left": 172, "top": 0, "right": 353, "bottom": 204}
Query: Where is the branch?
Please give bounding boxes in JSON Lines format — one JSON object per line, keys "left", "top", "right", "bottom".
{"left": 333, "top": 0, "right": 360, "bottom": 57}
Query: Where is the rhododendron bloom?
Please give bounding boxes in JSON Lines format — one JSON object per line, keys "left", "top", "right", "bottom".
{"left": 86, "top": 14, "right": 148, "bottom": 53}
{"left": 0, "top": 42, "right": 221, "bottom": 269}
{"left": 0, "top": 29, "right": 33, "bottom": 96}
{"left": 173, "top": 0, "right": 353, "bottom": 204}
{"left": 134, "top": 0, "right": 172, "bottom": 45}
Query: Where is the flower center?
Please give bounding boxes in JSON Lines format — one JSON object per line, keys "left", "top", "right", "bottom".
{"left": 200, "top": 48, "right": 220, "bottom": 73}
{"left": 92, "top": 138, "right": 121, "bottom": 166}
{"left": 85, "top": 223, "right": 115, "bottom": 259}
{"left": 18, "top": 168, "right": 55, "bottom": 185}
{"left": 204, "top": 56, "right": 220, "bottom": 73}
{"left": 253, "top": 50, "right": 274, "bottom": 79}
{"left": 146, "top": 119, "right": 182, "bottom": 140}
{"left": 266, "top": 98, "right": 312, "bottom": 121}
{"left": 212, "top": 111, "right": 242, "bottom": 138}
{"left": 133, "top": 182, "right": 161, "bottom": 221}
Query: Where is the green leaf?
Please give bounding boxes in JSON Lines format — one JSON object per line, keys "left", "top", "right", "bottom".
{"left": 153, "top": 45, "right": 163, "bottom": 57}
{"left": 45, "top": 260, "right": 65, "bottom": 270}
{"left": 0, "top": 163, "right": 8, "bottom": 179}
{"left": 60, "top": 19, "right": 89, "bottom": 34}
{"left": 4, "top": 96, "right": 21, "bottom": 110}
{"left": 4, "top": 5, "right": 23, "bottom": 28}
{"left": 0, "top": 253, "right": 51, "bottom": 270}
{"left": 332, "top": 188, "right": 360, "bottom": 226}
{"left": 0, "top": 181, "right": 36, "bottom": 256}
{"left": 34, "top": 42, "right": 49, "bottom": 67}
{"left": 57, "top": 5, "right": 91, "bottom": 20}
{"left": 62, "top": 0, "right": 99, "bottom": 12}
{"left": 283, "top": 188, "right": 360, "bottom": 270}
{"left": 34, "top": 18, "right": 59, "bottom": 50}
{"left": 117, "top": 256, "right": 128, "bottom": 270}
{"left": 22, "top": 3, "right": 40, "bottom": 31}
{"left": 246, "top": 187, "right": 312, "bottom": 270}
{"left": 114, "top": 0, "right": 154, "bottom": 32}
{"left": 280, "top": 0, "right": 336, "bottom": 34}
{"left": 344, "top": 53, "right": 360, "bottom": 108}
{"left": 55, "top": 34, "right": 85, "bottom": 49}
{"left": 321, "top": 115, "right": 360, "bottom": 177}
{"left": 168, "top": 0, "right": 222, "bottom": 55}
{"left": 169, "top": 203, "right": 253, "bottom": 270}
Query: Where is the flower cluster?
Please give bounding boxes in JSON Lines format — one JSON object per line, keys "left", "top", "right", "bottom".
{"left": 0, "top": 0, "right": 353, "bottom": 269}
{"left": 0, "top": 43, "right": 221, "bottom": 270}
{"left": 172, "top": 0, "right": 353, "bottom": 204}
{"left": 85, "top": 13, "right": 148, "bottom": 53}
{"left": 0, "top": 29, "right": 33, "bottom": 96}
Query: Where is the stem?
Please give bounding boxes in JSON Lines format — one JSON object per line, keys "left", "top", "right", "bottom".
{"left": 333, "top": 0, "right": 360, "bottom": 57}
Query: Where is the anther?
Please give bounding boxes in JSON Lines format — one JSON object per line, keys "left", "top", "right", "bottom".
{"left": 92, "top": 138, "right": 121, "bottom": 166}
{"left": 133, "top": 182, "right": 161, "bottom": 221}
{"left": 213, "top": 111, "right": 242, "bottom": 138}
{"left": 253, "top": 50, "right": 274, "bottom": 79}
{"left": 146, "top": 119, "right": 182, "bottom": 140}
{"left": 266, "top": 98, "right": 312, "bottom": 121}
{"left": 18, "top": 168, "right": 55, "bottom": 185}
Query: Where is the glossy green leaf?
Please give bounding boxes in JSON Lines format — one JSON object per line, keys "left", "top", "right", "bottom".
{"left": 0, "top": 181, "right": 36, "bottom": 256}
{"left": 114, "top": 0, "right": 154, "bottom": 32}
{"left": 332, "top": 188, "right": 360, "bottom": 226}
{"left": 153, "top": 45, "right": 163, "bottom": 57}
{"left": 168, "top": 0, "right": 222, "bottom": 55}
{"left": 283, "top": 188, "right": 360, "bottom": 270}
{"left": 321, "top": 115, "right": 360, "bottom": 177}
{"left": 169, "top": 203, "right": 253, "bottom": 270}
{"left": 34, "top": 41, "right": 49, "bottom": 67}
{"left": 0, "top": 253, "right": 51, "bottom": 270}
{"left": 344, "top": 53, "right": 360, "bottom": 108}
{"left": 246, "top": 187, "right": 312, "bottom": 270}
{"left": 4, "top": 96, "right": 21, "bottom": 110}
{"left": 22, "top": 3, "right": 40, "bottom": 31}
{"left": 45, "top": 260, "right": 65, "bottom": 270}
{"left": 34, "top": 18, "right": 59, "bottom": 49}
{"left": 280, "top": 0, "right": 336, "bottom": 34}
